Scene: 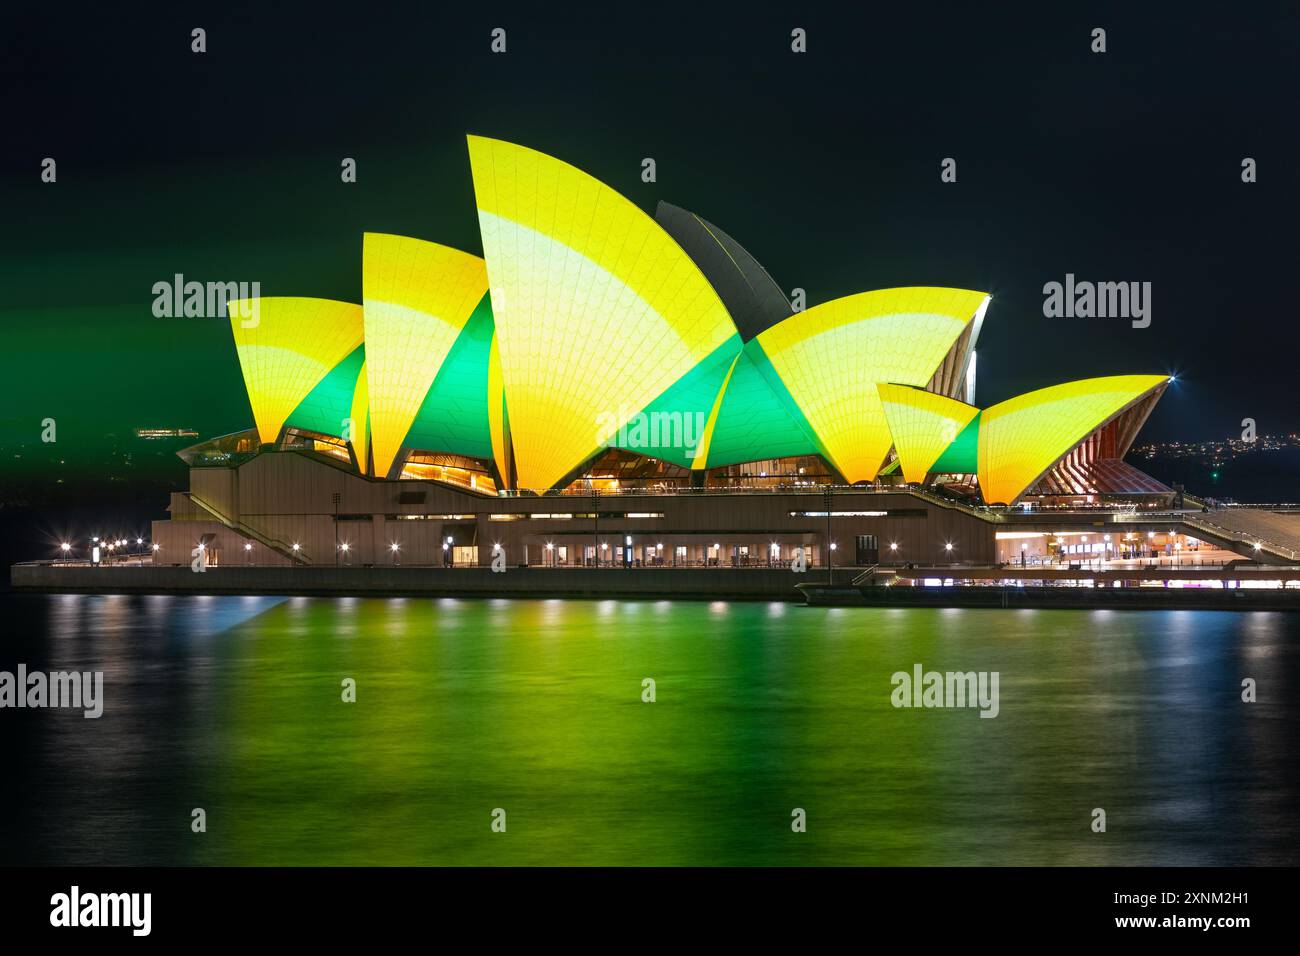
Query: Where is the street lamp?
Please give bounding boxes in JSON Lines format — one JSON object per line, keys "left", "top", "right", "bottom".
{"left": 390, "top": 542, "right": 400, "bottom": 566}
{"left": 331, "top": 491, "right": 340, "bottom": 566}
{"left": 824, "top": 486, "right": 833, "bottom": 584}
{"left": 245, "top": 541, "right": 253, "bottom": 565}
{"left": 60, "top": 542, "right": 71, "bottom": 564}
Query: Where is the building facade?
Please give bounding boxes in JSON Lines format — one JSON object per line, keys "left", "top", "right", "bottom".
{"left": 153, "top": 135, "right": 1192, "bottom": 570}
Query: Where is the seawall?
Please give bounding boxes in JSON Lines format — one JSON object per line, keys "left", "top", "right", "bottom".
{"left": 10, "top": 564, "right": 807, "bottom": 600}
{"left": 798, "top": 584, "right": 1300, "bottom": 611}
{"left": 13, "top": 564, "right": 1300, "bottom": 610}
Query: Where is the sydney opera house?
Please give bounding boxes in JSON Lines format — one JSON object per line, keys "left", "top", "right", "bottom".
{"left": 151, "top": 135, "right": 1195, "bottom": 573}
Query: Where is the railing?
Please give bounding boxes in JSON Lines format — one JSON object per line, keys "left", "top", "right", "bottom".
{"left": 494, "top": 482, "right": 1007, "bottom": 518}
{"left": 495, "top": 483, "right": 896, "bottom": 498}
{"left": 1067, "top": 508, "right": 1299, "bottom": 562}
{"left": 1105, "top": 510, "right": 1206, "bottom": 523}
{"left": 1176, "top": 513, "right": 1300, "bottom": 562}
{"left": 900, "top": 486, "right": 1006, "bottom": 522}
{"left": 1222, "top": 502, "right": 1300, "bottom": 510}
{"left": 186, "top": 492, "right": 311, "bottom": 565}
{"left": 851, "top": 565, "right": 880, "bottom": 586}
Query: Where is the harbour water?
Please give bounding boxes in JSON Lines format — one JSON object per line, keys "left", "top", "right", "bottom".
{"left": 1, "top": 594, "right": 1296, "bottom": 865}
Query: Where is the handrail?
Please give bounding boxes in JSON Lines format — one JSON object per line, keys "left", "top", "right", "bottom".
{"left": 1108, "top": 509, "right": 1298, "bottom": 561}
{"left": 851, "top": 565, "right": 881, "bottom": 586}
{"left": 897, "top": 487, "right": 1006, "bottom": 522}
{"left": 187, "top": 492, "right": 311, "bottom": 564}
{"left": 1176, "top": 513, "right": 1300, "bottom": 562}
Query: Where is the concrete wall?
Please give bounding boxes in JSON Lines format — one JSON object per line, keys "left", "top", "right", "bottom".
{"left": 800, "top": 583, "right": 1300, "bottom": 612}
{"left": 150, "top": 519, "right": 297, "bottom": 568}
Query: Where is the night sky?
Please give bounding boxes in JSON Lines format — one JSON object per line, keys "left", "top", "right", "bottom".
{"left": 2, "top": 3, "right": 1297, "bottom": 462}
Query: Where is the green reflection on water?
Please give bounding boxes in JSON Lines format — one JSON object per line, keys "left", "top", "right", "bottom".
{"left": 166, "top": 599, "right": 1278, "bottom": 866}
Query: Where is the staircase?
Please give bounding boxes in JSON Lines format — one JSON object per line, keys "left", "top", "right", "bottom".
{"left": 186, "top": 492, "right": 311, "bottom": 565}
{"left": 851, "top": 565, "right": 881, "bottom": 586}
{"left": 1178, "top": 510, "right": 1300, "bottom": 563}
